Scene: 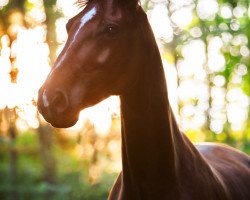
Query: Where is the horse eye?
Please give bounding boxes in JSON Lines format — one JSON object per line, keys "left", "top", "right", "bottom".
{"left": 105, "top": 24, "right": 119, "bottom": 35}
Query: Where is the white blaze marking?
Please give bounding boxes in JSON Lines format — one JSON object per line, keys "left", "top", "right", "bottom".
{"left": 73, "top": 7, "right": 97, "bottom": 41}
{"left": 97, "top": 48, "right": 110, "bottom": 64}
{"left": 55, "top": 7, "right": 97, "bottom": 69}
{"left": 42, "top": 90, "right": 50, "bottom": 107}
{"left": 54, "top": 52, "right": 67, "bottom": 69}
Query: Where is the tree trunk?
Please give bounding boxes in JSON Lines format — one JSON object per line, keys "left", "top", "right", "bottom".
{"left": 43, "top": 0, "right": 60, "bottom": 65}
{"left": 37, "top": 117, "right": 56, "bottom": 199}
{"left": 6, "top": 108, "right": 19, "bottom": 200}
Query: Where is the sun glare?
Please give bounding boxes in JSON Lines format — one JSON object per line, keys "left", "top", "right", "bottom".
{"left": 0, "top": 0, "right": 9, "bottom": 9}
{"left": 149, "top": 4, "right": 173, "bottom": 43}
{"left": 0, "top": 24, "right": 51, "bottom": 127}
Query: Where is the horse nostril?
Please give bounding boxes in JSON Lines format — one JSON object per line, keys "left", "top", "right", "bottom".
{"left": 51, "top": 90, "right": 69, "bottom": 114}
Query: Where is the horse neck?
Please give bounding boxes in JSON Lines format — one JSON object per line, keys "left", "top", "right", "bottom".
{"left": 119, "top": 41, "right": 185, "bottom": 198}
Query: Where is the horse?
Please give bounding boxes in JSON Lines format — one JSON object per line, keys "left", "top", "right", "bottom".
{"left": 37, "top": 0, "right": 250, "bottom": 199}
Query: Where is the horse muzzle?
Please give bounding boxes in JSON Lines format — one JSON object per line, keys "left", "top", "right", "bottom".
{"left": 37, "top": 87, "right": 78, "bottom": 128}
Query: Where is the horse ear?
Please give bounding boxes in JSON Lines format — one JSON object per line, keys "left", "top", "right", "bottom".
{"left": 128, "top": 0, "right": 140, "bottom": 9}
{"left": 118, "top": 0, "right": 139, "bottom": 10}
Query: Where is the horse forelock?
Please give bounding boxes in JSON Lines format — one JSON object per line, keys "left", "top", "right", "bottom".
{"left": 76, "top": 0, "right": 141, "bottom": 8}
{"left": 76, "top": 0, "right": 90, "bottom": 8}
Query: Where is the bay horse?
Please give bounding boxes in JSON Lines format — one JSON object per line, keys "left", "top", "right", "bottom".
{"left": 37, "top": 0, "right": 250, "bottom": 199}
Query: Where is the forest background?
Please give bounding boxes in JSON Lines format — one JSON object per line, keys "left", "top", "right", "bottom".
{"left": 0, "top": 0, "right": 249, "bottom": 199}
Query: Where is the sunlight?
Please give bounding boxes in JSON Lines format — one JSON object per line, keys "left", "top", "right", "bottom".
{"left": 163, "top": 59, "right": 179, "bottom": 116}
{"left": 15, "top": 27, "right": 50, "bottom": 94}
{"left": 0, "top": 0, "right": 9, "bottom": 8}
{"left": 197, "top": 0, "right": 219, "bottom": 20}
{"left": 149, "top": 4, "right": 173, "bottom": 43}
{"left": 0, "top": 24, "right": 50, "bottom": 128}
{"left": 190, "top": 27, "right": 202, "bottom": 38}
{"left": 66, "top": 97, "right": 120, "bottom": 136}
{"left": 56, "top": 18, "right": 68, "bottom": 43}
{"left": 233, "top": 5, "right": 246, "bottom": 18}
{"left": 26, "top": 0, "right": 46, "bottom": 24}
{"left": 208, "top": 37, "right": 225, "bottom": 72}
{"left": 57, "top": 0, "right": 80, "bottom": 18}
{"left": 171, "top": 7, "right": 193, "bottom": 28}
{"left": 212, "top": 75, "right": 226, "bottom": 87}
{"left": 220, "top": 5, "right": 232, "bottom": 19}
{"left": 227, "top": 88, "right": 249, "bottom": 131}
{"left": 17, "top": 105, "right": 39, "bottom": 129}
{"left": 68, "top": 96, "right": 120, "bottom": 136}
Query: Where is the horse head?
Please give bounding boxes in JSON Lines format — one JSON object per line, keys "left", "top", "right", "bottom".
{"left": 38, "top": 0, "right": 145, "bottom": 128}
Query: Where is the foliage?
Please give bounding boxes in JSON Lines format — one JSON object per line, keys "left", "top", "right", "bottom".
{"left": 158, "top": 0, "right": 250, "bottom": 136}
{"left": 0, "top": 131, "right": 117, "bottom": 200}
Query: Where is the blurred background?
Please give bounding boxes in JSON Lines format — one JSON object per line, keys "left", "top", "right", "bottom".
{"left": 0, "top": 0, "right": 249, "bottom": 199}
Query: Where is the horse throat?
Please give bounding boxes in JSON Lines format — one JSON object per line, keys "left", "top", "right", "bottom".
{"left": 119, "top": 50, "right": 181, "bottom": 199}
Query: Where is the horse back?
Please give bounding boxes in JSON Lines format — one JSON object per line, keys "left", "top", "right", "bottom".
{"left": 197, "top": 143, "right": 250, "bottom": 200}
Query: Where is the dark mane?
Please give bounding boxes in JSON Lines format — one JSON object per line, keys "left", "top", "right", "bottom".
{"left": 76, "top": 0, "right": 140, "bottom": 8}
{"left": 75, "top": 0, "right": 92, "bottom": 8}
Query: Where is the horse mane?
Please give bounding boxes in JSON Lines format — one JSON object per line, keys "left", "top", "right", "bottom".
{"left": 76, "top": 0, "right": 90, "bottom": 8}
{"left": 76, "top": 0, "right": 140, "bottom": 8}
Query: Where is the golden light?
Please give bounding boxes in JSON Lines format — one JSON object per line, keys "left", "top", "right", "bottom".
{"left": 0, "top": 21, "right": 50, "bottom": 129}
{"left": 67, "top": 96, "right": 120, "bottom": 136}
